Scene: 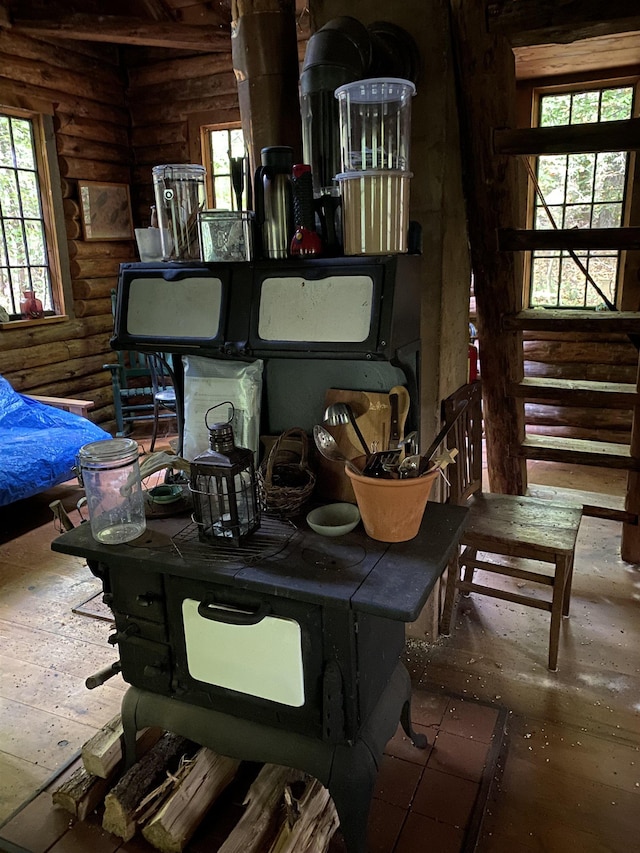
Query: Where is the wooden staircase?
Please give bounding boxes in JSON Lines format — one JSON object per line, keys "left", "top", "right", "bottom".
{"left": 450, "top": 3, "right": 640, "bottom": 562}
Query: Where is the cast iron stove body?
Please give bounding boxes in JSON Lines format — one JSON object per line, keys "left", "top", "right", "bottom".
{"left": 53, "top": 504, "right": 466, "bottom": 852}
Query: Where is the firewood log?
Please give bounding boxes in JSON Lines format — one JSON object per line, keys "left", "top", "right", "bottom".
{"left": 217, "top": 764, "right": 305, "bottom": 853}
{"left": 102, "top": 733, "right": 194, "bottom": 842}
{"left": 141, "top": 748, "right": 240, "bottom": 853}
{"left": 82, "top": 714, "right": 161, "bottom": 779}
{"left": 52, "top": 765, "right": 111, "bottom": 821}
{"left": 267, "top": 778, "right": 339, "bottom": 853}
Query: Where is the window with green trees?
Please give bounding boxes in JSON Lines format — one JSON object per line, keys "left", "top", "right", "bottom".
{"left": 0, "top": 109, "right": 58, "bottom": 321}
{"left": 206, "top": 127, "right": 246, "bottom": 210}
{"left": 529, "top": 85, "right": 635, "bottom": 309}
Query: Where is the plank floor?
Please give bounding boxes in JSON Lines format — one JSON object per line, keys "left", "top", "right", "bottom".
{"left": 0, "top": 438, "right": 638, "bottom": 852}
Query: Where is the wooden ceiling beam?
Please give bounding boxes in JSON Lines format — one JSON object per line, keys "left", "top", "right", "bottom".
{"left": 8, "top": 13, "right": 230, "bottom": 51}
{"left": 487, "top": 1, "right": 640, "bottom": 46}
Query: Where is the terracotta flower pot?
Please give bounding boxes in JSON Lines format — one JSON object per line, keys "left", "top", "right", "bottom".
{"left": 344, "top": 465, "right": 439, "bottom": 542}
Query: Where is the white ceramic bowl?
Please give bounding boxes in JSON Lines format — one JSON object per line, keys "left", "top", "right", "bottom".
{"left": 306, "top": 502, "right": 361, "bottom": 537}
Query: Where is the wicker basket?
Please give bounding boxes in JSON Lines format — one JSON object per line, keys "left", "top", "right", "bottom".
{"left": 257, "top": 428, "right": 316, "bottom": 517}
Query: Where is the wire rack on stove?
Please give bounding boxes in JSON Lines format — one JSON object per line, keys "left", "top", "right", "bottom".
{"left": 171, "top": 515, "right": 299, "bottom": 565}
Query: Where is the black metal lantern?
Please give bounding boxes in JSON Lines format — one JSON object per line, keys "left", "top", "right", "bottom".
{"left": 189, "top": 403, "right": 260, "bottom": 545}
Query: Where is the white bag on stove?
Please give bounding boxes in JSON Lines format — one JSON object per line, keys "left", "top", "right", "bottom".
{"left": 182, "top": 356, "right": 263, "bottom": 462}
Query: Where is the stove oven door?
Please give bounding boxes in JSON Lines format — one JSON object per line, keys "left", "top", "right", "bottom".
{"left": 165, "top": 577, "right": 328, "bottom": 738}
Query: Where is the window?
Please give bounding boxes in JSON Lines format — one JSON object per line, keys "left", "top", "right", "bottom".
{"left": 529, "top": 85, "right": 635, "bottom": 309}
{"left": 0, "top": 107, "right": 64, "bottom": 322}
{"left": 201, "top": 125, "right": 247, "bottom": 210}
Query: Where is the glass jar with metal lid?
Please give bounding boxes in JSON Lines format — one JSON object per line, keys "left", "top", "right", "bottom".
{"left": 78, "top": 438, "right": 146, "bottom": 544}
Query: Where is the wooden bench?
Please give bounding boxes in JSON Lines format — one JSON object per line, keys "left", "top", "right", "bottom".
{"left": 26, "top": 395, "right": 95, "bottom": 418}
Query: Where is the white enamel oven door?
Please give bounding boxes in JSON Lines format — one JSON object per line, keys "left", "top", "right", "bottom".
{"left": 182, "top": 597, "right": 304, "bottom": 706}
{"left": 165, "top": 577, "right": 327, "bottom": 735}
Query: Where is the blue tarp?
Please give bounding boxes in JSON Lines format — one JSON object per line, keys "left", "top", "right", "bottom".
{"left": 0, "top": 375, "right": 111, "bottom": 506}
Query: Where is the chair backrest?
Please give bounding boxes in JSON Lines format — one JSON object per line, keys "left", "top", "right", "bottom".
{"left": 146, "top": 353, "right": 175, "bottom": 396}
{"left": 442, "top": 381, "right": 483, "bottom": 506}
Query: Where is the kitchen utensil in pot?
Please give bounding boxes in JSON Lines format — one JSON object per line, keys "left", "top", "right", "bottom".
{"left": 323, "top": 402, "right": 370, "bottom": 457}
{"left": 313, "top": 425, "right": 363, "bottom": 475}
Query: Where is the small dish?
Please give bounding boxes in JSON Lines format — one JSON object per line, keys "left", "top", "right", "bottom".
{"left": 306, "top": 502, "right": 361, "bottom": 537}
{"left": 148, "top": 484, "right": 183, "bottom": 505}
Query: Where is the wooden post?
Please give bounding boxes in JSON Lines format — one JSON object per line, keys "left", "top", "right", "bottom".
{"left": 449, "top": 0, "right": 528, "bottom": 495}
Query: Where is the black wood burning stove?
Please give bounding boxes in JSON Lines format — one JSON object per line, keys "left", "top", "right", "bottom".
{"left": 52, "top": 503, "right": 466, "bottom": 852}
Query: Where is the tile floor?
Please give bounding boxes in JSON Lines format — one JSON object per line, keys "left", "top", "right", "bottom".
{"left": 0, "top": 688, "right": 505, "bottom": 853}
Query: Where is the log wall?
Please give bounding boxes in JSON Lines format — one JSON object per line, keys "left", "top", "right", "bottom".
{"left": 0, "top": 32, "right": 132, "bottom": 431}
{"left": 522, "top": 331, "right": 638, "bottom": 442}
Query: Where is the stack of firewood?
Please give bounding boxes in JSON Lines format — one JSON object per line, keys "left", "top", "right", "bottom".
{"left": 52, "top": 715, "right": 339, "bottom": 852}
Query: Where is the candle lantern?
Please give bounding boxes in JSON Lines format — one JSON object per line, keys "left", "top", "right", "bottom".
{"left": 189, "top": 402, "right": 260, "bottom": 545}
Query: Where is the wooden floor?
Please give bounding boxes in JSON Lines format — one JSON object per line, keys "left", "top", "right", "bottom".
{"left": 0, "top": 436, "right": 638, "bottom": 851}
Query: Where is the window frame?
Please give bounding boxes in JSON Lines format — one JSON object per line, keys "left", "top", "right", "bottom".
{"left": 0, "top": 103, "right": 70, "bottom": 326}
{"left": 520, "top": 73, "right": 640, "bottom": 311}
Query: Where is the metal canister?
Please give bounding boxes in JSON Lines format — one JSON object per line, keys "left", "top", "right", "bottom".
{"left": 78, "top": 438, "right": 146, "bottom": 544}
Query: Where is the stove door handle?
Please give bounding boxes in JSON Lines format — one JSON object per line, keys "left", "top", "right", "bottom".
{"left": 197, "top": 598, "right": 272, "bottom": 626}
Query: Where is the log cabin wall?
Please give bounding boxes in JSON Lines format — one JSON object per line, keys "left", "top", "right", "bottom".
{"left": 522, "top": 331, "right": 637, "bottom": 443}
{"left": 124, "top": 45, "right": 240, "bottom": 228}
{"left": 0, "top": 31, "right": 133, "bottom": 432}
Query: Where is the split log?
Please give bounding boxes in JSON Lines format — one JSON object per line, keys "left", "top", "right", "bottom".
{"left": 267, "top": 778, "right": 339, "bottom": 853}
{"left": 52, "top": 764, "right": 111, "bottom": 821}
{"left": 103, "top": 732, "right": 195, "bottom": 842}
{"left": 141, "top": 749, "right": 240, "bottom": 853}
{"left": 82, "top": 714, "right": 161, "bottom": 779}
{"left": 217, "top": 764, "right": 305, "bottom": 853}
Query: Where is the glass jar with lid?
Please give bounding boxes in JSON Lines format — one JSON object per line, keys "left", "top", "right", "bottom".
{"left": 78, "top": 438, "right": 146, "bottom": 544}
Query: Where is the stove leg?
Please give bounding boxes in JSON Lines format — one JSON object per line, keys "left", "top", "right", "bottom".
{"left": 121, "top": 688, "right": 141, "bottom": 770}
{"left": 400, "top": 698, "right": 428, "bottom": 749}
{"left": 328, "top": 741, "right": 377, "bottom": 853}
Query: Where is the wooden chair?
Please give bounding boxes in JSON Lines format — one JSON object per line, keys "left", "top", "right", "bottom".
{"left": 147, "top": 353, "right": 178, "bottom": 452}
{"left": 439, "top": 381, "right": 583, "bottom": 670}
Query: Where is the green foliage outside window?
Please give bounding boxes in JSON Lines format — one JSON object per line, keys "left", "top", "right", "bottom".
{"left": 530, "top": 86, "right": 634, "bottom": 309}
{"left": 0, "top": 112, "right": 52, "bottom": 319}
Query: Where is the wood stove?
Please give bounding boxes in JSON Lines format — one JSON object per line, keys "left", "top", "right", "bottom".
{"left": 52, "top": 502, "right": 466, "bottom": 852}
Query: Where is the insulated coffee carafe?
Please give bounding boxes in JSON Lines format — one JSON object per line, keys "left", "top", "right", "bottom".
{"left": 254, "top": 146, "right": 294, "bottom": 259}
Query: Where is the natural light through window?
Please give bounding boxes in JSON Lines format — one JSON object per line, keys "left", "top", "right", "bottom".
{"left": 529, "top": 85, "right": 634, "bottom": 309}
{"left": 0, "top": 110, "right": 53, "bottom": 320}
{"left": 207, "top": 127, "right": 246, "bottom": 210}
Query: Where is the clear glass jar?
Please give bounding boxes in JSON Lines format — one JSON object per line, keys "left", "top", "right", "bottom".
{"left": 152, "top": 164, "right": 206, "bottom": 261}
{"left": 78, "top": 438, "right": 146, "bottom": 544}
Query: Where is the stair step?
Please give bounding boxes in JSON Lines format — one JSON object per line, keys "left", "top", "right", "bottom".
{"left": 498, "top": 226, "right": 640, "bottom": 252}
{"left": 504, "top": 309, "right": 640, "bottom": 334}
{"left": 511, "top": 377, "right": 638, "bottom": 408}
{"left": 518, "top": 434, "right": 640, "bottom": 470}
{"left": 493, "top": 117, "right": 640, "bottom": 156}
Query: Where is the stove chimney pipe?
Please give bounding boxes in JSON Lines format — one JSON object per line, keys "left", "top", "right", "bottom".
{"left": 231, "top": 0, "right": 303, "bottom": 183}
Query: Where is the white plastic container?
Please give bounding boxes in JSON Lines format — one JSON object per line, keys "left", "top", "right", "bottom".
{"left": 337, "top": 170, "right": 412, "bottom": 255}
{"left": 335, "top": 77, "right": 416, "bottom": 173}
{"left": 78, "top": 438, "right": 146, "bottom": 544}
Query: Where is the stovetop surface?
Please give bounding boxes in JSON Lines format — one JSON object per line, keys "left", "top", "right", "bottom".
{"left": 52, "top": 503, "right": 467, "bottom": 621}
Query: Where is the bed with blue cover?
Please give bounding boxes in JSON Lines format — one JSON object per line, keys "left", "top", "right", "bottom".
{"left": 0, "top": 375, "right": 111, "bottom": 506}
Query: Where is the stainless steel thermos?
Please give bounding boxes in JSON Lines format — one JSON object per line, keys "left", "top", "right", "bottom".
{"left": 254, "top": 146, "right": 294, "bottom": 259}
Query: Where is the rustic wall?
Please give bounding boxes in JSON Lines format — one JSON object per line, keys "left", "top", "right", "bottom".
{"left": 0, "top": 31, "right": 132, "bottom": 430}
